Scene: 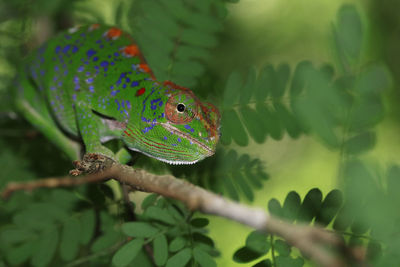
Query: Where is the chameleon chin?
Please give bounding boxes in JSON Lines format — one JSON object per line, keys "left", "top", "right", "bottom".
{"left": 15, "top": 24, "right": 220, "bottom": 164}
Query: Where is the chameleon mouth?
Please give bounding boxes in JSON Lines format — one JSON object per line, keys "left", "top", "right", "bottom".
{"left": 160, "top": 122, "right": 215, "bottom": 156}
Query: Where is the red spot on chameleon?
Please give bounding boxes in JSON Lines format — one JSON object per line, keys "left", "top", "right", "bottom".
{"left": 123, "top": 44, "right": 140, "bottom": 57}
{"left": 139, "top": 63, "right": 151, "bottom": 73}
{"left": 105, "top": 27, "right": 122, "bottom": 39}
{"left": 136, "top": 87, "right": 146, "bottom": 96}
{"left": 89, "top": 24, "right": 100, "bottom": 31}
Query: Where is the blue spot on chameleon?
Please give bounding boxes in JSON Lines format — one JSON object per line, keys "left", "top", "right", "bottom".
{"left": 184, "top": 125, "right": 195, "bottom": 133}
{"left": 78, "top": 66, "right": 84, "bottom": 72}
{"left": 89, "top": 85, "right": 95, "bottom": 93}
{"left": 100, "top": 61, "right": 109, "bottom": 67}
{"left": 86, "top": 49, "right": 97, "bottom": 58}
{"left": 164, "top": 136, "right": 167, "bottom": 141}
{"left": 150, "top": 98, "right": 161, "bottom": 110}
{"left": 72, "top": 46, "right": 79, "bottom": 53}
{"left": 115, "top": 99, "right": 120, "bottom": 110}
{"left": 131, "top": 81, "right": 139, "bottom": 87}
{"left": 63, "top": 45, "right": 71, "bottom": 53}
{"left": 177, "top": 138, "right": 182, "bottom": 142}
{"left": 93, "top": 56, "right": 99, "bottom": 62}
{"left": 55, "top": 46, "right": 61, "bottom": 53}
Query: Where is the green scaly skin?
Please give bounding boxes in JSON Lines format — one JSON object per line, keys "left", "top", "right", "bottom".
{"left": 15, "top": 24, "right": 220, "bottom": 165}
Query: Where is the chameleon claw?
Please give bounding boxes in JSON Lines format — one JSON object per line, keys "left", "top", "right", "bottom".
{"left": 70, "top": 153, "right": 116, "bottom": 176}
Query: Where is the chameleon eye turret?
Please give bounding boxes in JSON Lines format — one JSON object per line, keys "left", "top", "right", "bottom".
{"left": 15, "top": 24, "right": 220, "bottom": 163}
{"left": 123, "top": 83, "right": 220, "bottom": 164}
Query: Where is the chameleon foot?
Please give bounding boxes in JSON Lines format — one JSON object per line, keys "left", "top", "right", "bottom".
{"left": 70, "top": 153, "right": 115, "bottom": 176}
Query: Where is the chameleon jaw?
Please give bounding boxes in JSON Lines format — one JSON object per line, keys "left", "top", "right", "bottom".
{"left": 160, "top": 122, "right": 215, "bottom": 157}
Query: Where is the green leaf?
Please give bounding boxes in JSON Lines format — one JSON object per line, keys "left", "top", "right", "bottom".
{"left": 222, "top": 171, "right": 240, "bottom": 201}
{"left": 256, "top": 103, "right": 283, "bottom": 140}
{"left": 153, "top": 234, "right": 168, "bottom": 266}
{"left": 255, "top": 64, "right": 274, "bottom": 101}
{"left": 233, "top": 246, "right": 262, "bottom": 263}
{"left": 60, "top": 217, "right": 81, "bottom": 261}
{"left": 274, "top": 102, "right": 302, "bottom": 139}
{"left": 245, "top": 231, "right": 270, "bottom": 254}
{"left": 240, "top": 67, "right": 257, "bottom": 105}
{"left": 0, "top": 227, "right": 34, "bottom": 244}
{"left": 272, "top": 63, "right": 290, "bottom": 99}
{"left": 290, "top": 61, "right": 313, "bottom": 97}
{"left": 165, "top": 247, "right": 192, "bottom": 267}
{"left": 169, "top": 237, "right": 186, "bottom": 252}
{"left": 253, "top": 259, "right": 273, "bottom": 267}
{"left": 333, "top": 205, "right": 353, "bottom": 231}
{"left": 31, "top": 225, "right": 58, "bottom": 267}
{"left": 80, "top": 209, "right": 95, "bottom": 245}
{"left": 6, "top": 240, "right": 35, "bottom": 265}
{"left": 122, "top": 222, "right": 159, "bottom": 238}
{"left": 297, "top": 188, "right": 323, "bottom": 223}
{"left": 315, "top": 190, "right": 343, "bottom": 227}
{"left": 240, "top": 106, "right": 267, "bottom": 143}
{"left": 190, "top": 218, "right": 209, "bottom": 228}
{"left": 142, "top": 193, "right": 159, "bottom": 210}
{"left": 180, "top": 29, "right": 218, "bottom": 48}
{"left": 220, "top": 110, "right": 249, "bottom": 146}
{"left": 145, "top": 206, "right": 176, "bottom": 225}
{"left": 282, "top": 191, "right": 301, "bottom": 222}
{"left": 223, "top": 70, "right": 243, "bottom": 108}
{"left": 336, "top": 4, "right": 363, "bottom": 60}
{"left": 274, "top": 239, "right": 291, "bottom": 257}
{"left": 268, "top": 198, "right": 282, "bottom": 217}
{"left": 112, "top": 238, "right": 144, "bottom": 267}
{"left": 387, "top": 165, "right": 400, "bottom": 203}
{"left": 193, "top": 247, "right": 216, "bottom": 267}
{"left": 344, "top": 131, "right": 376, "bottom": 155}
{"left": 91, "top": 231, "right": 121, "bottom": 252}
{"left": 348, "top": 97, "right": 384, "bottom": 131}
{"left": 232, "top": 171, "right": 254, "bottom": 201}
{"left": 193, "top": 233, "right": 214, "bottom": 247}
{"left": 275, "top": 255, "right": 304, "bottom": 267}
{"left": 354, "top": 64, "right": 390, "bottom": 95}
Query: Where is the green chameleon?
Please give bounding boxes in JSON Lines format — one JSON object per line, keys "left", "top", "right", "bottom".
{"left": 15, "top": 24, "right": 220, "bottom": 165}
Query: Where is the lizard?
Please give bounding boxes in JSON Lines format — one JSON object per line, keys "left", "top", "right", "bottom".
{"left": 14, "top": 24, "right": 220, "bottom": 165}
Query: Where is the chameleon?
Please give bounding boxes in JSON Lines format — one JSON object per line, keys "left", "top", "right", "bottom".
{"left": 14, "top": 24, "right": 220, "bottom": 165}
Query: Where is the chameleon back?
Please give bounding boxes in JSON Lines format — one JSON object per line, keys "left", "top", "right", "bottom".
{"left": 15, "top": 24, "right": 220, "bottom": 164}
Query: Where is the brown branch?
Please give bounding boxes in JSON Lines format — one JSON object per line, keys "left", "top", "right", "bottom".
{"left": 1, "top": 154, "right": 364, "bottom": 267}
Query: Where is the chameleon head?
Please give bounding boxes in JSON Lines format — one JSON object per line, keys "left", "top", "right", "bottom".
{"left": 122, "top": 82, "right": 221, "bottom": 165}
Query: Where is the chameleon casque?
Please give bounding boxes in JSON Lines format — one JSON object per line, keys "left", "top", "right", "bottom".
{"left": 15, "top": 24, "right": 220, "bottom": 164}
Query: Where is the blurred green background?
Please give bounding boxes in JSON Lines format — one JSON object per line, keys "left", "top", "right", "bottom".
{"left": 1, "top": 0, "right": 400, "bottom": 266}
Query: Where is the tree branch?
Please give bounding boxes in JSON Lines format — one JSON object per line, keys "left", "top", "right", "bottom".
{"left": 1, "top": 154, "right": 363, "bottom": 267}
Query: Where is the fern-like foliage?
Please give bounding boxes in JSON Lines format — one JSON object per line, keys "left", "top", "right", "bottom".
{"left": 220, "top": 5, "right": 390, "bottom": 150}
{"left": 232, "top": 187, "right": 382, "bottom": 266}
{"left": 112, "top": 194, "right": 218, "bottom": 267}
{"left": 172, "top": 148, "right": 268, "bottom": 202}
{"left": 0, "top": 189, "right": 97, "bottom": 267}
{"left": 126, "top": 0, "right": 226, "bottom": 88}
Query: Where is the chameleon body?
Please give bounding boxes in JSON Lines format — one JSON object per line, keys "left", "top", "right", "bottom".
{"left": 15, "top": 24, "right": 220, "bottom": 164}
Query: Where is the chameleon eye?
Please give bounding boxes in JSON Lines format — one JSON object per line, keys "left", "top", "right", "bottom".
{"left": 165, "top": 93, "right": 197, "bottom": 124}
{"left": 176, "top": 103, "right": 185, "bottom": 113}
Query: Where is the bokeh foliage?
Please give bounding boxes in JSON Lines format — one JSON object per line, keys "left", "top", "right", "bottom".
{"left": 0, "top": 0, "right": 399, "bottom": 267}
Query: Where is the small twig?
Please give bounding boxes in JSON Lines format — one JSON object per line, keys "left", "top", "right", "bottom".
{"left": 1, "top": 154, "right": 365, "bottom": 267}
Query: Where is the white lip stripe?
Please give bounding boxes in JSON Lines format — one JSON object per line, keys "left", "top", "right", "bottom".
{"left": 160, "top": 122, "right": 214, "bottom": 156}
{"left": 127, "top": 147, "right": 200, "bottom": 165}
